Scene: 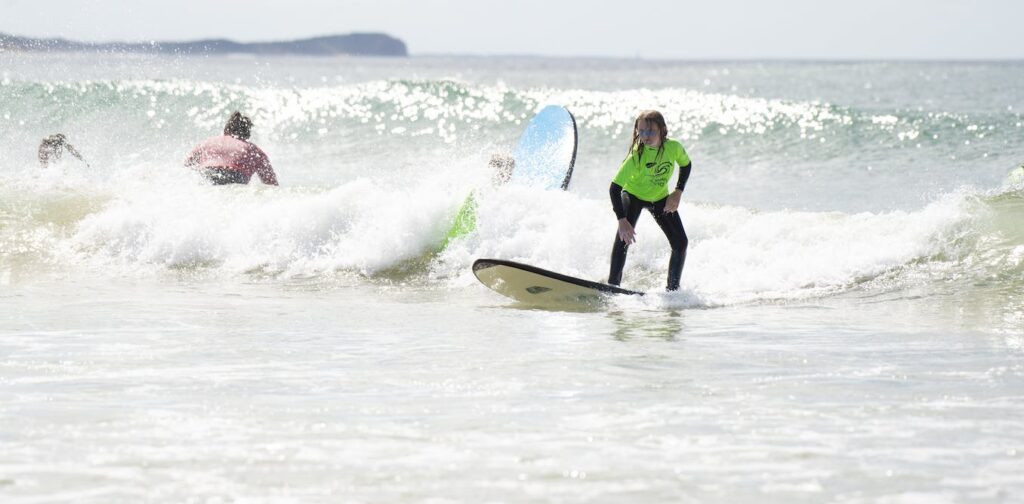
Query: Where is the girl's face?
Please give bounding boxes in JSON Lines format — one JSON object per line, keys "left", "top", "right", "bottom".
{"left": 637, "top": 119, "right": 662, "bottom": 148}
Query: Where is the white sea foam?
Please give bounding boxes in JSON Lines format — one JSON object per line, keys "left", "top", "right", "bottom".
{"left": 69, "top": 168, "right": 468, "bottom": 277}
{"left": 0, "top": 154, "right": 966, "bottom": 313}
{"left": 0, "top": 147, "right": 991, "bottom": 310}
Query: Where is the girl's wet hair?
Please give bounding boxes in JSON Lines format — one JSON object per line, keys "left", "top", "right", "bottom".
{"left": 224, "top": 112, "right": 253, "bottom": 139}
{"left": 628, "top": 110, "right": 668, "bottom": 161}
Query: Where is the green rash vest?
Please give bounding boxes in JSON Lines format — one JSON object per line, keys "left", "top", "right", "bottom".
{"left": 611, "top": 139, "right": 691, "bottom": 202}
{"left": 439, "top": 192, "right": 478, "bottom": 251}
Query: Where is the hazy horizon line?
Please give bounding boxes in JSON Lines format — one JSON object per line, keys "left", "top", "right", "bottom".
{"left": 2, "top": 31, "right": 1022, "bottom": 62}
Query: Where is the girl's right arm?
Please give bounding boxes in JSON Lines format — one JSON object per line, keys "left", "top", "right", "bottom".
{"left": 609, "top": 182, "right": 626, "bottom": 220}
{"left": 610, "top": 182, "right": 636, "bottom": 244}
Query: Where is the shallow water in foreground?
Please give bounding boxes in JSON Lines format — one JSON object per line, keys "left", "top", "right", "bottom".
{"left": 2, "top": 272, "right": 1022, "bottom": 502}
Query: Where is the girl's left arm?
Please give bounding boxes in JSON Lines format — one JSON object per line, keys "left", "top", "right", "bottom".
{"left": 675, "top": 162, "right": 691, "bottom": 193}
{"left": 663, "top": 162, "right": 691, "bottom": 214}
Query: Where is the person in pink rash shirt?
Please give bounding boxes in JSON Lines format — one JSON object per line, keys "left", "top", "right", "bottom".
{"left": 185, "top": 112, "right": 279, "bottom": 185}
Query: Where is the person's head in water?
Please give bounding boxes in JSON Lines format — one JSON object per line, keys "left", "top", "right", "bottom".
{"left": 38, "top": 133, "right": 85, "bottom": 167}
{"left": 630, "top": 110, "right": 668, "bottom": 152}
{"left": 489, "top": 153, "right": 515, "bottom": 185}
{"left": 223, "top": 112, "right": 253, "bottom": 140}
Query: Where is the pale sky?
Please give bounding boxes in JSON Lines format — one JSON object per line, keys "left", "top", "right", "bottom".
{"left": 1, "top": 0, "right": 1021, "bottom": 60}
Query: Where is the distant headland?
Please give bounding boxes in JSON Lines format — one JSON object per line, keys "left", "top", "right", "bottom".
{"left": 0, "top": 32, "right": 408, "bottom": 57}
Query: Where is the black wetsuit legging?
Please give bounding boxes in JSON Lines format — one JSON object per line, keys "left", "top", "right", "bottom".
{"left": 608, "top": 189, "right": 688, "bottom": 291}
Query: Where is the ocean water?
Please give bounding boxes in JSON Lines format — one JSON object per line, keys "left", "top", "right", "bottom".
{"left": 1, "top": 53, "right": 1023, "bottom": 503}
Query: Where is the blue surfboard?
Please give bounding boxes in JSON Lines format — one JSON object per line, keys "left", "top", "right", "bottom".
{"left": 510, "top": 105, "right": 578, "bottom": 190}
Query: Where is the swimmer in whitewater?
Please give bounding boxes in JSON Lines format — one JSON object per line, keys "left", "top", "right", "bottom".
{"left": 185, "top": 112, "right": 279, "bottom": 185}
{"left": 38, "top": 134, "right": 88, "bottom": 168}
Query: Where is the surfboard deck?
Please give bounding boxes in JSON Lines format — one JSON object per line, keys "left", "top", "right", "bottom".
{"left": 472, "top": 258, "right": 644, "bottom": 305}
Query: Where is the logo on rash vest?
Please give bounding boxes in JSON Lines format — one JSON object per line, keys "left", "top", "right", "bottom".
{"left": 645, "top": 161, "right": 673, "bottom": 185}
